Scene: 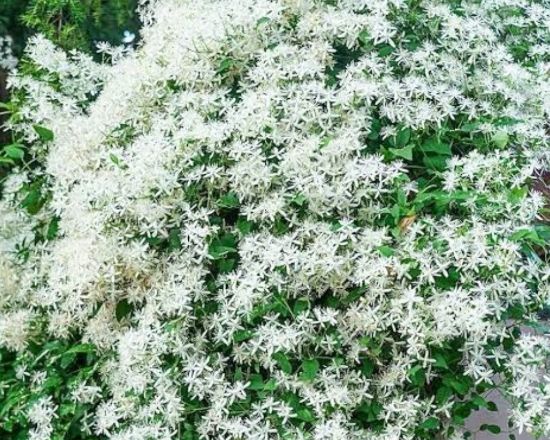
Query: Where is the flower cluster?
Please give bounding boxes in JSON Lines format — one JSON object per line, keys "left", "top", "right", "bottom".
{"left": 0, "top": 0, "right": 549, "bottom": 439}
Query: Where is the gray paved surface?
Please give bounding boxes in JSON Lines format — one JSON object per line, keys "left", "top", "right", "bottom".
{"left": 466, "top": 390, "right": 548, "bottom": 440}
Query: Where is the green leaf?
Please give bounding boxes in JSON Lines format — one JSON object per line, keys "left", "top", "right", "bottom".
{"left": 208, "top": 234, "right": 238, "bottom": 259}
{"left": 217, "top": 258, "right": 236, "bottom": 273}
{"left": 300, "top": 358, "right": 319, "bottom": 382}
{"left": 0, "top": 390, "right": 26, "bottom": 418}
{"left": 21, "top": 186, "right": 44, "bottom": 215}
{"left": 168, "top": 228, "right": 182, "bottom": 250}
{"left": 359, "top": 336, "right": 375, "bottom": 348}
{"left": 46, "top": 217, "right": 60, "bottom": 240}
{"left": 296, "top": 407, "right": 315, "bottom": 422}
{"left": 263, "top": 378, "right": 277, "bottom": 391}
{"left": 451, "top": 403, "right": 471, "bottom": 425}
{"left": 217, "top": 58, "right": 236, "bottom": 75}
{"left": 233, "top": 329, "right": 253, "bottom": 342}
{"left": 419, "top": 138, "right": 452, "bottom": 155}
{"left": 481, "top": 424, "right": 501, "bottom": 434}
{"left": 217, "top": 192, "right": 239, "bottom": 209}
{"left": 355, "top": 400, "right": 383, "bottom": 422}
{"left": 293, "top": 298, "right": 309, "bottom": 315}
{"left": 358, "top": 30, "right": 371, "bottom": 46}
{"left": 423, "top": 155, "right": 448, "bottom": 171}
{"left": 433, "top": 353, "right": 449, "bottom": 369}
{"left": 109, "top": 153, "right": 121, "bottom": 165}
{"left": 33, "top": 125, "right": 54, "bottom": 142}
{"left": 42, "top": 374, "right": 62, "bottom": 391}
{"left": 59, "top": 402, "right": 77, "bottom": 417}
{"left": 367, "top": 118, "right": 381, "bottom": 140}
{"left": 436, "top": 385, "right": 453, "bottom": 404}
{"left": 319, "top": 135, "right": 333, "bottom": 149}
{"left": 273, "top": 352, "right": 292, "bottom": 374}
{"left": 443, "top": 375, "right": 470, "bottom": 395}
{"left": 535, "top": 224, "right": 550, "bottom": 241}
{"left": 65, "top": 343, "right": 95, "bottom": 354}
{"left": 3, "top": 144, "right": 24, "bottom": 160}
{"left": 60, "top": 352, "right": 77, "bottom": 369}
{"left": 471, "top": 394, "right": 488, "bottom": 409}
{"left": 283, "top": 392, "right": 315, "bottom": 422}
{"left": 290, "top": 193, "right": 307, "bottom": 207}
{"left": 394, "top": 128, "right": 411, "bottom": 147}
{"left": 494, "top": 116, "right": 523, "bottom": 127}
{"left": 360, "top": 358, "right": 375, "bottom": 377}
{"left": 420, "top": 417, "right": 440, "bottom": 430}
{"left": 461, "top": 122, "right": 481, "bottom": 132}
{"left": 408, "top": 365, "right": 425, "bottom": 387}
{"left": 248, "top": 374, "right": 276, "bottom": 392}
{"left": 233, "top": 367, "right": 244, "bottom": 382}
{"left": 236, "top": 218, "right": 254, "bottom": 236}
{"left": 249, "top": 374, "right": 265, "bottom": 390}
{"left": 389, "top": 144, "right": 414, "bottom": 161}
{"left": 115, "top": 299, "right": 133, "bottom": 322}
{"left": 377, "top": 245, "right": 395, "bottom": 257}
{"left": 492, "top": 131, "right": 509, "bottom": 148}
{"left": 182, "top": 422, "right": 199, "bottom": 440}
{"left": 509, "top": 228, "right": 544, "bottom": 246}
{"left": 377, "top": 44, "right": 394, "bottom": 58}
{"left": 256, "top": 16, "right": 271, "bottom": 26}
{"left": 342, "top": 287, "right": 366, "bottom": 305}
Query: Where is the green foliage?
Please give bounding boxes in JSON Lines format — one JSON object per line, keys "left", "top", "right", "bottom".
{"left": 0, "top": 0, "right": 139, "bottom": 55}
{"left": 0, "top": 339, "right": 103, "bottom": 439}
{"left": 0, "top": 2, "right": 28, "bottom": 55}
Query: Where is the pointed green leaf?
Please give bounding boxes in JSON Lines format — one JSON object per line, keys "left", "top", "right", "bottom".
{"left": 389, "top": 144, "right": 414, "bottom": 161}
{"left": 33, "top": 125, "right": 54, "bottom": 142}
{"left": 273, "top": 352, "right": 292, "bottom": 374}
{"left": 4, "top": 144, "right": 24, "bottom": 160}
{"left": 300, "top": 358, "right": 319, "bottom": 382}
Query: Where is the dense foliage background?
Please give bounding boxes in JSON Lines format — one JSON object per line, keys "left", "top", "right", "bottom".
{"left": 0, "top": 0, "right": 139, "bottom": 54}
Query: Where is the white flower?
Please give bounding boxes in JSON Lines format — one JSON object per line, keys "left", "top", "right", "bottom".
{"left": 28, "top": 396, "right": 57, "bottom": 440}
{"left": 122, "top": 31, "right": 136, "bottom": 44}
{"left": 1, "top": 0, "right": 549, "bottom": 437}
